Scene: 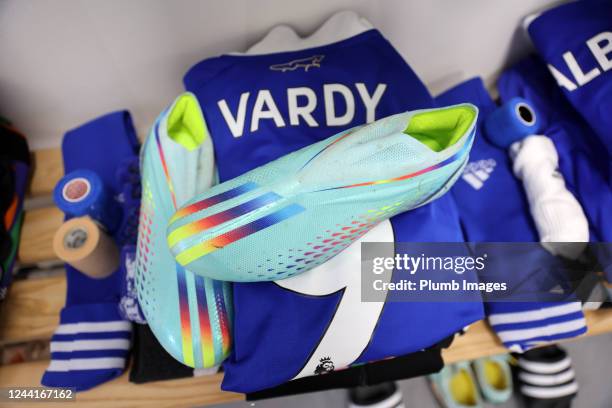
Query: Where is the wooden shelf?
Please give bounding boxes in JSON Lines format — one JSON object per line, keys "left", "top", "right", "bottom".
{"left": 0, "top": 361, "right": 242, "bottom": 408}
{"left": 18, "top": 207, "right": 63, "bottom": 265}
{"left": 29, "top": 148, "right": 64, "bottom": 197}
{"left": 0, "top": 275, "right": 65, "bottom": 345}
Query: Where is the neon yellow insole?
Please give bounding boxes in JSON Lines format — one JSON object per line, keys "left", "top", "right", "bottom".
{"left": 404, "top": 105, "right": 477, "bottom": 152}
{"left": 167, "top": 93, "right": 207, "bottom": 151}
{"left": 449, "top": 369, "right": 478, "bottom": 406}
{"left": 484, "top": 361, "right": 507, "bottom": 390}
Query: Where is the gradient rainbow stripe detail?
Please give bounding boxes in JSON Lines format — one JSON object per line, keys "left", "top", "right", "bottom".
{"left": 168, "top": 191, "right": 282, "bottom": 248}
{"left": 194, "top": 275, "right": 213, "bottom": 367}
{"left": 214, "top": 279, "right": 231, "bottom": 357}
{"left": 170, "top": 182, "right": 259, "bottom": 224}
{"left": 176, "top": 263, "right": 194, "bottom": 366}
{"left": 193, "top": 278, "right": 232, "bottom": 366}
{"left": 317, "top": 128, "right": 475, "bottom": 191}
{"left": 299, "top": 129, "right": 355, "bottom": 171}
{"left": 176, "top": 203, "right": 305, "bottom": 266}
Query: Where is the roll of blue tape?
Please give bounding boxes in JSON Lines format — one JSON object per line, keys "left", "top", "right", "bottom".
{"left": 484, "top": 97, "right": 541, "bottom": 149}
{"left": 53, "top": 169, "right": 121, "bottom": 232}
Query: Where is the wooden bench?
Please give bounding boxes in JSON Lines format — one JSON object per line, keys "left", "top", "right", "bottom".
{"left": 1, "top": 147, "right": 611, "bottom": 407}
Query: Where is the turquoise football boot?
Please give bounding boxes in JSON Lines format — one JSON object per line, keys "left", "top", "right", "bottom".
{"left": 168, "top": 104, "right": 478, "bottom": 282}
{"left": 136, "top": 92, "right": 232, "bottom": 368}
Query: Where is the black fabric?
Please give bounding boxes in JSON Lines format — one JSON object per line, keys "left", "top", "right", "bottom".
{"left": 0, "top": 225, "right": 11, "bottom": 265}
{"left": 519, "top": 344, "right": 570, "bottom": 365}
{"left": 0, "top": 122, "right": 30, "bottom": 166}
{"left": 0, "top": 163, "right": 12, "bottom": 261}
{"left": 0, "top": 163, "right": 15, "bottom": 218}
{"left": 129, "top": 324, "right": 193, "bottom": 383}
{"left": 349, "top": 381, "right": 399, "bottom": 406}
{"left": 246, "top": 335, "right": 454, "bottom": 400}
{"left": 523, "top": 398, "right": 573, "bottom": 408}
{"left": 0, "top": 120, "right": 29, "bottom": 300}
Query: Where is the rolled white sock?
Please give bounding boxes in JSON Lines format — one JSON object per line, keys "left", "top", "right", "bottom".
{"left": 510, "top": 135, "right": 589, "bottom": 259}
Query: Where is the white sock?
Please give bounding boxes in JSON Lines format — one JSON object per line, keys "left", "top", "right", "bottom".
{"left": 510, "top": 135, "right": 589, "bottom": 259}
